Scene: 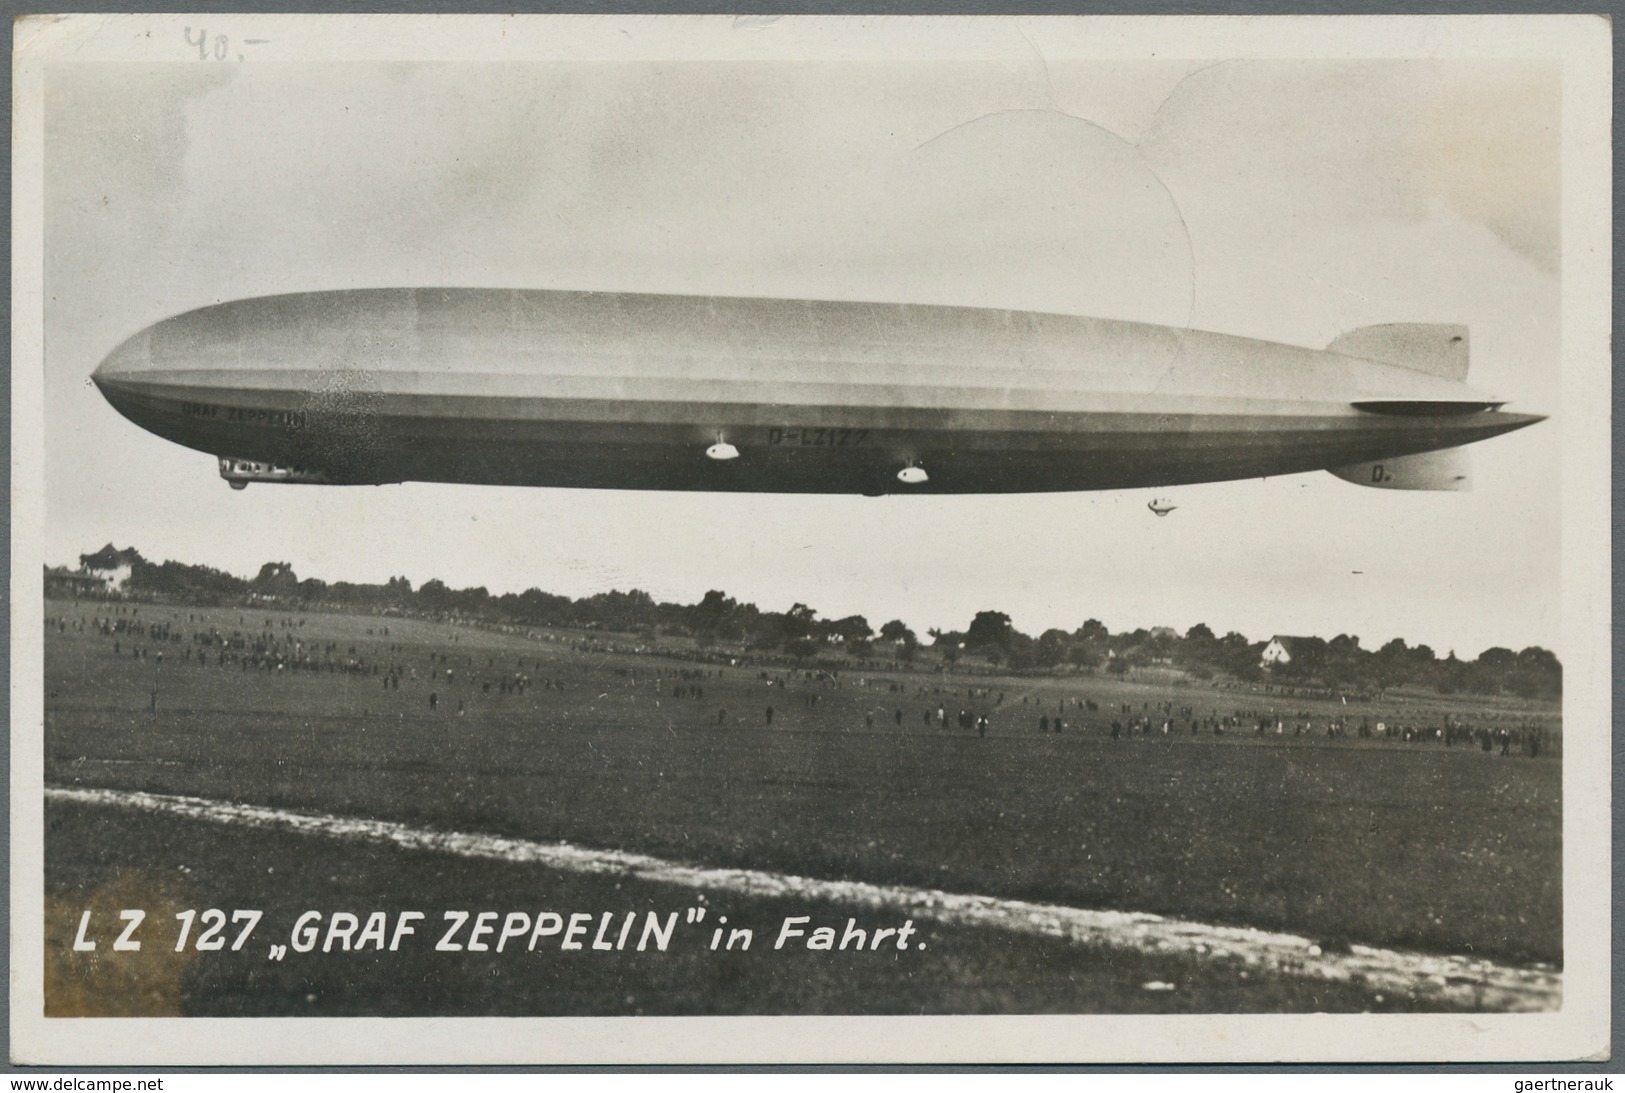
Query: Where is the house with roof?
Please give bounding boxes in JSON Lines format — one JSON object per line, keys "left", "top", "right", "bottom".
{"left": 1260, "top": 635, "right": 1313, "bottom": 669}
{"left": 44, "top": 566, "right": 112, "bottom": 598}
{"left": 85, "top": 561, "right": 133, "bottom": 594}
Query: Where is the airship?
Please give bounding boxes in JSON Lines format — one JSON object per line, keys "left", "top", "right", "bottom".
{"left": 90, "top": 288, "right": 1544, "bottom": 495}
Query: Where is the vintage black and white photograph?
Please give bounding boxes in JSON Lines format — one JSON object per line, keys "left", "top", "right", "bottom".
{"left": 10, "top": 13, "right": 1611, "bottom": 1065}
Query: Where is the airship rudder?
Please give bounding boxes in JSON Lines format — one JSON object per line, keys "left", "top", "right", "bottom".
{"left": 1322, "top": 322, "right": 1542, "bottom": 492}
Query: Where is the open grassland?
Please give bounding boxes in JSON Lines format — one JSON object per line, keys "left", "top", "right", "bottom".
{"left": 41, "top": 599, "right": 1561, "bottom": 1013}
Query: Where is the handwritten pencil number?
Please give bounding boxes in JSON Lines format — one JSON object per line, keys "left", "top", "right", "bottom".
{"left": 185, "top": 27, "right": 230, "bottom": 61}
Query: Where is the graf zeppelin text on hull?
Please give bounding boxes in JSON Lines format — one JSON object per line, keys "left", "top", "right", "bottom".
{"left": 90, "top": 289, "right": 1544, "bottom": 495}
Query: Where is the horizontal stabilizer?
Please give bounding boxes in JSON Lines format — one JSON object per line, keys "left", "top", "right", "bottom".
{"left": 1328, "top": 448, "right": 1471, "bottom": 491}
{"left": 1327, "top": 323, "right": 1469, "bottom": 382}
{"left": 1351, "top": 400, "right": 1501, "bottom": 416}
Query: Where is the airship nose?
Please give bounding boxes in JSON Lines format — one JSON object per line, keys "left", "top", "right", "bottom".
{"left": 90, "top": 328, "right": 179, "bottom": 443}
{"left": 91, "top": 329, "right": 155, "bottom": 398}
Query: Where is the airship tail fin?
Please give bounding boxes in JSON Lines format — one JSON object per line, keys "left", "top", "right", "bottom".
{"left": 1327, "top": 323, "right": 1469, "bottom": 383}
{"left": 1328, "top": 447, "right": 1472, "bottom": 491}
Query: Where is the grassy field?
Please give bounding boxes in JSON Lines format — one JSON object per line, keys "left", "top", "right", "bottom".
{"left": 40, "top": 598, "right": 1562, "bottom": 1014}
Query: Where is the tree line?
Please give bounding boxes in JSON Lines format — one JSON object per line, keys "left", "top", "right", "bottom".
{"left": 64, "top": 543, "right": 1560, "bottom": 699}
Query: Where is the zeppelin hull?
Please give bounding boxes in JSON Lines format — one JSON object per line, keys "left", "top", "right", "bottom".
{"left": 90, "top": 288, "right": 1546, "bottom": 496}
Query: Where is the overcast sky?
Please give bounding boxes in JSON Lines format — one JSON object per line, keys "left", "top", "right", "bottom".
{"left": 40, "top": 23, "right": 1568, "bottom": 658}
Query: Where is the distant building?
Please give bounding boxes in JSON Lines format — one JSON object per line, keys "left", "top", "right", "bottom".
{"left": 1149, "top": 626, "right": 1179, "bottom": 641}
{"left": 47, "top": 556, "right": 134, "bottom": 599}
{"left": 44, "top": 566, "right": 111, "bottom": 598}
{"left": 1260, "top": 636, "right": 1311, "bottom": 668}
{"left": 83, "top": 561, "right": 133, "bottom": 593}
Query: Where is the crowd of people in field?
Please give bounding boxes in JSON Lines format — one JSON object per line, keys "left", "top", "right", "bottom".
{"left": 53, "top": 606, "right": 579, "bottom": 715}
{"left": 729, "top": 665, "right": 1555, "bottom": 757}
{"left": 1093, "top": 699, "right": 1551, "bottom": 757}
{"left": 46, "top": 604, "right": 1558, "bottom": 758}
